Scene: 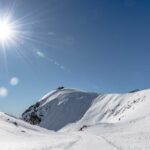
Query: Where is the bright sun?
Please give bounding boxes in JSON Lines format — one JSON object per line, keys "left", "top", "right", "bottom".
{"left": 0, "top": 17, "right": 16, "bottom": 46}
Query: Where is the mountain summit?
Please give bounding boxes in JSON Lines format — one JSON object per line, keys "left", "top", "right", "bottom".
{"left": 22, "top": 88, "right": 98, "bottom": 131}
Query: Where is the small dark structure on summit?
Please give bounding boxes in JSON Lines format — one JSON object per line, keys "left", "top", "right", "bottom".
{"left": 57, "top": 86, "right": 64, "bottom": 90}
{"left": 129, "top": 89, "right": 140, "bottom": 93}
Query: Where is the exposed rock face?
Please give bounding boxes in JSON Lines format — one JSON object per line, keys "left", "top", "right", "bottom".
{"left": 22, "top": 102, "right": 41, "bottom": 125}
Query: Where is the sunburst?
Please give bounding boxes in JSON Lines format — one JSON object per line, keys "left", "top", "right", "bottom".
{"left": 0, "top": 16, "right": 18, "bottom": 48}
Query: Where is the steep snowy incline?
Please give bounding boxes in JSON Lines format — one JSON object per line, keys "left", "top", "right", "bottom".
{"left": 22, "top": 88, "right": 98, "bottom": 131}
{"left": 78, "top": 89, "right": 150, "bottom": 126}
{"left": 23, "top": 88, "right": 150, "bottom": 131}
{"left": 60, "top": 89, "right": 150, "bottom": 132}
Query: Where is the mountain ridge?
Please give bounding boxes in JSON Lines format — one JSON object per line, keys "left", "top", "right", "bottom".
{"left": 22, "top": 88, "right": 98, "bottom": 131}
{"left": 22, "top": 88, "right": 150, "bottom": 131}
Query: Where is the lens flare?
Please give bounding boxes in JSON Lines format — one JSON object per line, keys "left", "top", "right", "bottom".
{"left": 0, "top": 17, "right": 16, "bottom": 46}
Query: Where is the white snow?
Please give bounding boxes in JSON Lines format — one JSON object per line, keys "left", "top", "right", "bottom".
{"left": 2, "top": 88, "right": 150, "bottom": 149}
{"left": 0, "top": 112, "right": 79, "bottom": 150}
{"left": 22, "top": 88, "right": 98, "bottom": 131}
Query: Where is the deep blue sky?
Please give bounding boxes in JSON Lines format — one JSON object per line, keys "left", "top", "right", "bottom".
{"left": 0, "top": 0, "right": 150, "bottom": 116}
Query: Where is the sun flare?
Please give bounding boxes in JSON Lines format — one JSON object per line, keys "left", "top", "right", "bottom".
{"left": 0, "top": 21, "right": 12, "bottom": 40}
{"left": 0, "top": 17, "right": 16, "bottom": 46}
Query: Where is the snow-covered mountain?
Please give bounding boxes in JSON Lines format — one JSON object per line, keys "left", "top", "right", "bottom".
{"left": 60, "top": 89, "right": 150, "bottom": 132}
{"left": 2, "top": 88, "right": 150, "bottom": 149}
{"left": 22, "top": 88, "right": 98, "bottom": 131}
{"left": 75, "top": 89, "right": 150, "bottom": 129}
{"left": 22, "top": 88, "right": 150, "bottom": 131}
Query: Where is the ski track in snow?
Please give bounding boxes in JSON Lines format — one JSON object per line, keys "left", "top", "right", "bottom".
{"left": 100, "top": 136, "right": 124, "bottom": 150}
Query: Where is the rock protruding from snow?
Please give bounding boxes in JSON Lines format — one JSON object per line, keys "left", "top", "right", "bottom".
{"left": 22, "top": 88, "right": 98, "bottom": 131}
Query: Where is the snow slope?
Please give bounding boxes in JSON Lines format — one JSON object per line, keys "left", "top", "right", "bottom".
{"left": 0, "top": 111, "right": 128, "bottom": 150}
{"left": 2, "top": 88, "right": 150, "bottom": 149}
{"left": 23, "top": 88, "right": 150, "bottom": 131}
{"left": 76, "top": 89, "right": 150, "bottom": 129}
{"left": 2, "top": 111, "right": 150, "bottom": 150}
{"left": 0, "top": 112, "right": 81, "bottom": 150}
{"left": 22, "top": 88, "right": 98, "bottom": 131}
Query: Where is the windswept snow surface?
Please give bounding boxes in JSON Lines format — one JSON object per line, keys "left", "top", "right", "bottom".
{"left": 22, "top": 88, "right": 98, "bottom": 131}
{"left": 0, "top": 112, "right": 79, "bottom": 150}
{"left": 2, "top": 88, "right": 150, "bottom": 149}
{"left": 77, "top": 89, "right": 150, "bottom": 127}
